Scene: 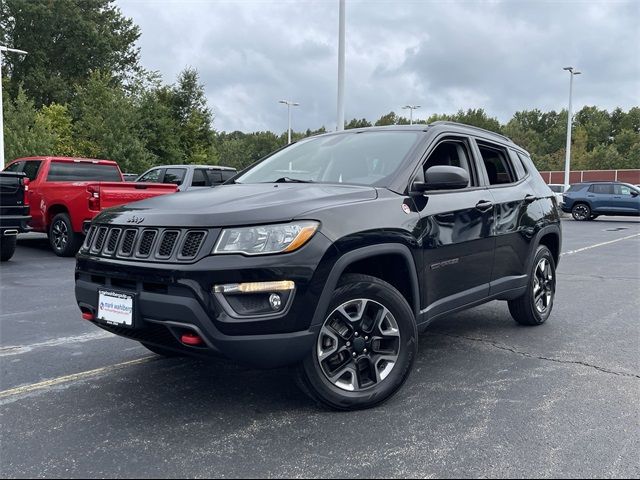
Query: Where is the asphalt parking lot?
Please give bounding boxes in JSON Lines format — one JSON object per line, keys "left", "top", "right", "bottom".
{"left": 1, "top": 217, "right": 639, "bottom": 478}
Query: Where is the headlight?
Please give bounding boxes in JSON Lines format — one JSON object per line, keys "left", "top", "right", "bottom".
{"left": 213, "top": 221, "right": 319, "bottom": 255}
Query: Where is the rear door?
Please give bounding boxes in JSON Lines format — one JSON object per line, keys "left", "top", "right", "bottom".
{"left": 587, "top": 184, "right": 615, "bottom": 213}
{"left": 412, "top": 135, "right": 495, "bottom": 319}
{"left": 474, "top": 140, "right": 539, "bottom": 291}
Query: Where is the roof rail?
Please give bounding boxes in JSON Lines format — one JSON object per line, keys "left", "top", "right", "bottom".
{"left": 430, "top": 121, "right": 512, "bottom": 143}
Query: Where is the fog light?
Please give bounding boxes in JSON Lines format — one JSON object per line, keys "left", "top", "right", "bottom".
{"left": 213, "top": 280, "right": 295, "bottom": 294}
{"left": 269, "top": 293, "right": 282, "bottom": 311}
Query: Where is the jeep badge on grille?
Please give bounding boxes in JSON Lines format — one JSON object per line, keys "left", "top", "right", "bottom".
{"left": 126, "top": 215, "right": 144, "bottom": 224}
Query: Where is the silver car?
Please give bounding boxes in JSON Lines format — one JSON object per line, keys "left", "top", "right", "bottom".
{"left": 136, "top": 165, "right": 237, "bottom": 192}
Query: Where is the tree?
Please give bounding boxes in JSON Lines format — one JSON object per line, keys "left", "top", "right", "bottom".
{"left": 35, "top": 103, "right": 79, "bottom": 157}
{"left": 2, "top": 86, "right": 54, "bottom": 161}
{"left": 345, "top": 118, "right": 372, "bottom": 129}
{"left": 1, "top": 0, "right": 141, "bottom": 106}
{"left": 170, "top": 68, "right": 216, "bottom": 164}
{"left": 71, "top": 71, "right": 152, "bottom": 173}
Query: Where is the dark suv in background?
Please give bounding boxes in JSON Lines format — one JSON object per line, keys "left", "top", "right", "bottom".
{"left": 562, "top": 182, "right": 640, "bottom": 220}
{"left": 75, "top": 122, "right": 561, "bottom": 410}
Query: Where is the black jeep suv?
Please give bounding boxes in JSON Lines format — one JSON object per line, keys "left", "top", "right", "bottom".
{"left": 75, "top": 122, "right": 561, "bottom": 410}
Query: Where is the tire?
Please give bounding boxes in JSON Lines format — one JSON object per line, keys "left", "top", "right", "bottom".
{"left": 0, "top": 236, "right": 17, "bottom": 262}
{"left": 140, "top": 342, "right": 184, "bottom": 358}
{"left": 571, "top": 203, "right": 591, "bottom": 221}
{"left": 297, "top": 274, "right": 418, "bottom": 411}
{"left": 508, "top": 245, "right": 556, "bottom": 326}
{"left": 49, "top": 213, "right": 83, "bottom": 257}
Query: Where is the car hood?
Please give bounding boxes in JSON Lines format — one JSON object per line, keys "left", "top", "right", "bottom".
{"left": 96, "top": 183, "right": 378, "bottom": 227}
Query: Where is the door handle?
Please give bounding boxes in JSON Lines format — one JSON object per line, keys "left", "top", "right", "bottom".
{"left": 524, "top": 194, "right": 536, "bottom": 204}
{"left": 475, "top": 200, "right": 494, "bottom": 211}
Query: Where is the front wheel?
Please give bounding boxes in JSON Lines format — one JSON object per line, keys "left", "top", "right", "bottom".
{"left": 508, "top": 245, "right": 556, "bottom": 326}
{"left": 0, "top": 236, "right": 17, "bottom": 261}
{"left": 571, "top": 203, "right": 591, "bottom": 221}
{"left": 49, "top": 213, "right": 83, "bottom": 257}
{"left": 297, "top": 274, "right": 417, "bottom": 410}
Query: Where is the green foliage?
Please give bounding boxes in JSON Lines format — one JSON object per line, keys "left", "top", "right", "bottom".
{"left": 70, "top": 70, "right": 152, "bottom": 172}
{"left": 1, "top": 0, "right": 141, "bottom": 107}
{"left": 2, "top": 86, "right": 54, "bottom": 160}
{"left": 35, "top": 103, "right": 79, "bottom": 157}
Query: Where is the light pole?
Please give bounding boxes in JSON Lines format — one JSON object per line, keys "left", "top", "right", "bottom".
{"left": 279, "top": 100, "right": 299, "bottom": 144}
{"left": 563, "top": 66, "right": 581, "bottom": 188}
{"left": 336, "top": 0, "right": 346, "bottom": 131}
{"left": 402, "top": 105, "right": 421, "bottom": 125}
{"left": 0, "top": 46, "right": 28, "bottom": 169}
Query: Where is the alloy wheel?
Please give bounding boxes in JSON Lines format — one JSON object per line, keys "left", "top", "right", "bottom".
{"left": 52, "top": 220, "right": 69, "bottom": 251}
{"left": 572, "top": 204, "right": 589, "bottom": 220}
{"left": 533, "top": 257, "right": 554, "bottom": 313}
{"left": 317, "top": 298, "right": 401, "bottom": 392}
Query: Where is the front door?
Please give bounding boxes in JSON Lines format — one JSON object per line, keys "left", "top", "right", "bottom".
{"left": 612, "top": 184, "right": 640, "bottom": 215}
{"left": 412, "top": 136, "right": 495, "bottom": 320}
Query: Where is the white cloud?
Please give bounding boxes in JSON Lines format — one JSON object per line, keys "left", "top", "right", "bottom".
{"left": 118, "top": 0, "right": 640, "bottom": 132}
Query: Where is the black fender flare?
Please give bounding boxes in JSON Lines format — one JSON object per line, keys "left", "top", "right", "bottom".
{"left": 310, "top": 243, "right": 421, "bottom": 327}
{"left": 527, "top": 223, "right": 562, "bottom": 272}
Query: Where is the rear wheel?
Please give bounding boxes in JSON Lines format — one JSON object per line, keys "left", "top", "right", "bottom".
{"left": 571, "top": 203, "right": 591, "bottom": 221}
{"left": 0, "top": 236, "right": 17, "bottom": 261}
{"left": 49, "top": 213, "right": 83, "bottom": 257}
{"left": 297, "top": 274, "right": 417, "bottom": 410}
{"left": 508, "top": 245, "right": 556, "bottom": 326}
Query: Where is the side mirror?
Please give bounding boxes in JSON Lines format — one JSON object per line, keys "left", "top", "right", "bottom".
{"left": 631, "top": 190, "right": 639, "bottom": 197}
{"left": 417, "top": 165, "right": 469, "bottom": 191}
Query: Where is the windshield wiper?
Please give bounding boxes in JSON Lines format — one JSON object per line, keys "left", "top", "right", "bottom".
{"left": 272, "top": 177, "right": 314, "bottom": 183}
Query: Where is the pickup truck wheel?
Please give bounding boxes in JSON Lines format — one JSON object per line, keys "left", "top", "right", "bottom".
{"left": 297, "top": 274, "right": 417, "bottom": 411}
{"left": 49, "top": 213, "right": 83, "bottom": 257}
{"left": 508, "top": 245, "right": 556, "bottom": 326}
{"left": 1, "top": 236, "right": 17, "bottom": 261}
{"left": 571, "top": 203, "right": 591, "bottom": 221}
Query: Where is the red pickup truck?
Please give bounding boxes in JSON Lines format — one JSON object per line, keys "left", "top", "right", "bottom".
{"left": 3, "top": 157, "right": 177, "bottom": 256}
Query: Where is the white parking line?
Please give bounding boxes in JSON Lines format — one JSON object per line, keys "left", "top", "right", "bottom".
{"left": 0, "top": 331, "right": 115, "bottom": 357}
{"left": 0, "top": 356, "right": 155, "bottom": 401}
{"left": 561, "top": 233, "right": 640, "bottom": 257}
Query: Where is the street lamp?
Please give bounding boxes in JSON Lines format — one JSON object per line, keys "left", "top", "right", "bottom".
{"left": 336, "top": 0, "right": 346, "bottom": 131}
{"left": 279, "top": 100, "right": 300, "bottom": 144}
{"left": 402, "top": 105, "right": 421, "bottom": 125}
{"left": 563, "top": 66, "right": 581, "bottom": 188}
{"left": 0, "top": 46, "right": 29, "bottom": 169}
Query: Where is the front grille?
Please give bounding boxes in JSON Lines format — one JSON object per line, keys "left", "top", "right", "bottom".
{"left": 83, "top": 226, "right": 97, "bottom": 250}
{"left": 91, "top": 227, "right": 108, "bottom": 253}
{"left": 137, "top": 230, "right": 157, "bottom": 257}
{"left": 158, "top": 231, "right": 179, "bottom": 257}
{"left": 104, "top": 229, "right": 121, "bottom": 254}
{"left": 181, "top": 231, "right": 206, "bottom": 258}
{"left": 87, "top": 225, "right": 211, "bottom": 262}
{"left": 119, "top": 229, "right": 137, "bottom": 256}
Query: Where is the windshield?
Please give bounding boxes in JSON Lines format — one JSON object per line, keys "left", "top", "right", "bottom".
{"left": 236, "top": 131, "right": 423, "bottom": 186}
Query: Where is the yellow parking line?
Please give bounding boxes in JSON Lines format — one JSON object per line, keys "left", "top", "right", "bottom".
{"left": 0, "top": 356, "right": 155, "bottom": 400}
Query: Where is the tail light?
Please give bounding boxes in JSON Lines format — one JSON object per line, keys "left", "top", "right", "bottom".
{"left": 87, "top": 185, "right": 101, "bottom": 211}
{"left": 21, "top": 178, "right": 30, "bottom": 206}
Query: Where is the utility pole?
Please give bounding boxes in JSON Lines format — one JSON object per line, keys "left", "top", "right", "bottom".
{"left": 0, "top": 46, "right": 29, "bottom": 168}
{"left": 279, "top": 100, "right": 300, "bottom": 144}
{"left": 563, "top": 66, "right": 581, "bottom": 188}
{"left": 336, "top": 0, "right": 346, "bottom": 131}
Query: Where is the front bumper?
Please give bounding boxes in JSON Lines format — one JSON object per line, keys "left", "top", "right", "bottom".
{"left": 75, "top": 233, "right": 337, "bottom": 368}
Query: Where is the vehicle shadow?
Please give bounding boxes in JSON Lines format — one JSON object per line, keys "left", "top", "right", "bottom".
{"left": 16, "top": 234, "right": 52, "bottom": 252}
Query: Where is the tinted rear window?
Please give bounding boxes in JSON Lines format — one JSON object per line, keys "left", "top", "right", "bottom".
{"left": 589, "top": 184, "right": 614, "bottom": 194}
{"left": 47, "top": 162, "right": 122, "bottom": 181}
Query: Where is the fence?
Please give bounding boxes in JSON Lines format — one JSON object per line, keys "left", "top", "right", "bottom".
{"left": 539, "top": 169, "right": 640, "bottom": 185}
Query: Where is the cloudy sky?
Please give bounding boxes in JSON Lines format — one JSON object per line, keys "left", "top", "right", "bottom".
{"left": 118, "top": 0, "right": 640, "bottom": 133}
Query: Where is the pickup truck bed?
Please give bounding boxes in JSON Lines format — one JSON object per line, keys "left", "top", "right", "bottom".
{"left": 3, "top": 157, "right": 177, "bottom": 256}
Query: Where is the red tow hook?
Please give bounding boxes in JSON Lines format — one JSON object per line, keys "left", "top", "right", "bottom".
{"left": 181, "top": 332, "right": 204, "bottom": 347}
{"left": 82, "top": 312, "right": 94, "bottom": 321}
